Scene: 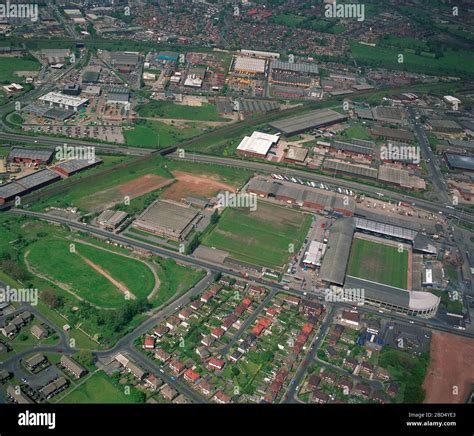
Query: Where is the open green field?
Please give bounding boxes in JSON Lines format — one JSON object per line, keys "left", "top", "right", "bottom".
{"left": 26, "top": 239, "right": 155, "bottom": 308}
{"left": 202, "top": 201, "right": 312, "bottom": 269}
{"left": 0, "top": 55, "right": 40, "bottom": 83}
{"left": 350, "top": 41, "right": 474, "bottom": 78}
{"left": 347, "top": 238, "right": 408, "bottom": 289}
{"left": 137, "top": 100, "right": 227, "bottom": 122}
{"left": 59, "top": 371, "right": 141, "bottom": 403}
{"left": 124, "top": 120, "right": 203, "bottom": 148}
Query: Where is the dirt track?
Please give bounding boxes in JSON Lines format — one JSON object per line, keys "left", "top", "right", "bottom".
{"left": 423, "top": 331, "right": 474, "bottom": 403}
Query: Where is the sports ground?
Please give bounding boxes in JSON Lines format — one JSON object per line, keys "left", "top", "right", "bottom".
{"left": 202, "top": 201, "right": 312, "bottom": 270}
{"left": 346, "top": 237, "right": 408, "bottom": 289}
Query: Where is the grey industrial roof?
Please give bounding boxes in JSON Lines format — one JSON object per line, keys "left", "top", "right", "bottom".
{"left": 271, "top": 73, "right": 312, "bottom": 86}
{"left": 108, "top": 86, "right": 129, "bottom": 95}
{"left": 331, "top": 140, "right": 373, "bottom": 156}
{"left": 269, "top": 109, "right": 347, "bottom": 135}
{"left": 107, "top": 93, "right": 129, "bottom": 103}
{"left": 443, "top": 139, "right": 474, "bottom": 150}
{"left": 54, "top": 158, "right": 102, "bottom": 173}
{"left": 271, "top": 61, "right": 319, "bottom": 74}
{"left": 8, "top": 148, "right": 53, "bottom": 162}
{"left": 319, "top": 217, "right": 355, "bottom": 285}
{"left": 44, "top": 108, "right": 74, "bottom": 120}
{"left": 247, "top": 178, "right": 281, "bottom": 196}
{"left": 15, "top": 169, "right": 60, "bottom": 190}
{"left": 0, "top": 182, "right": 25, "bottom": 199}
{"left": 445, "top": 153, "right": 474, "bottom": 171}
{"left": 370, "top": 126, "right": 414, "bottom": 142}
{"left": 323, "top": 159, "right": 378, "bottom": 179}
{"left": 354, "top": 217, "right": 417, "bottom": 241}
{"left": 240, "top": 99, "right": 280, "bottom": 112}
{"left": 111, "top": 51, "right": 140, "bottom": 65}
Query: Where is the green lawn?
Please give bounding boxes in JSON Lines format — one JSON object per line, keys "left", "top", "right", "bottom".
{"left": 350, "top": 41, "right": 474, "bottom": 78}
{"left": 202, "top": 201, "right": 312, "bottom": 270}
{"left": 153, "top": 258, "right": 206, "bottom": 307}
{"left": 137, "top": 100, "right": 227, "bottom": 121}
{"left": 59, "top": 371, "right": 140, "bottom": 403}
{"left": 0, "top": 55, "right": 40, "bottom": 83}
{"left": 124, "top": 120, "right": 202, "bottom": 148}
{"left": 27, "top": 239, "right": 155, "bottom": 308}
{"left": 347, "top": 238, "right": 408, "bottom": 289}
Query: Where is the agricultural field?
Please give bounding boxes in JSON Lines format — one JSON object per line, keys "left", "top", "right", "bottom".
{"left": 124, "top": 120, "right": 203, "bottom": 148}
{"left": 137, "top": 100, "right": 227, "bottom": 122}
{"left": 347, "top": 238, "right": 408, "bottom": 289}
{"left": 201, "top": 201, "right": 312, "bottom": 270}
{"left": 26, "top": 239, "right": 156, "bottom": 308}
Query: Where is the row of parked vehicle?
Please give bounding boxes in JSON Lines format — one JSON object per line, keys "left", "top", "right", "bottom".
{"left": 271, "top": 173, "right": 354, "bottom": 197}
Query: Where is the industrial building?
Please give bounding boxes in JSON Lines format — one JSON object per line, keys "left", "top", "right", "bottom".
{"left": 444, "top": 153, "right": 474, "bottom": 172}
{"left": 53, "top": 158, "right": 103, "bottom": 177}
{"left": 0, "top": 169, "right": 61, "bottom": 204}
{"left": 106, "top": 86, "right": 130, "bottom": 105}
{"left": 322, "top": 159, "right": 378, "bottom": 180}
{"left": 329, "top": 139, "right": 374, "bottom": 157}
{"left": 303, "top": 241, "right": 327, "bottom": 269}
{"left": 246, "top": 177, "right": 355, "bottom": 216}
{"left": 39, "top": 92, "right": 88, "bottom": 112}
{"left": 97, "top": 209, "right": 128, "bottom": 231}
{"left": 269, "top": 61, "right": 319, "bottom": 88}
{"left": 133, "top": 200, "right": 202, "bottom": 241}
{"left": 236, "top": 131, "right": 280, "bottom": 158}
{"left": 269, "top": 109, "right": 347, "bottom": 136}
{"left": 370, "top": 126, "right": 414, "bottom": 142}
{"left": 378, "top": 165, "right": 426, "bottom": 190}
{"left": 7, "top": 148, "right": 54, "bottom": 165}
{"left": 233, "top": 56, "right": 267, "bottom": 75}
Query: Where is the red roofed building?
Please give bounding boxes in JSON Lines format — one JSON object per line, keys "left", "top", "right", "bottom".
{"left": 184, "top": 368, "right": 200, "bottom": 384}
{"left": 143, "top": 335, "right": 155, "bottom": 350}
{"left": 242, "top": 298, "right": 252, "bottom": 307}
{"left": 252, "top": 323, "right": 266, "bottom": 336}
{"left": 169, "top": 360, "right": 185, "bottom": 375}
{"left": 214, "top": 390, "right": 231, "bottom": 404}
{"left": 302, "top": 323, "right": 314, "bottom": 335}
{"left": 266, "top": 307, "right": 278, "bottom": 318}
{"left": 208, "top": 358, "right": 225, "bottom": 371}
{"left": 211, "top": 327, "right": 225, "bottom": 339}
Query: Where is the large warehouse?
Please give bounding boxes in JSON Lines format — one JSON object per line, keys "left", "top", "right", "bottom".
{"left": 133, "top": 200, "right": 202, "bottom": 241}
{"left": 236, "top": 131, "right": 280, "bottom": 158}
{"left": 53, "top": 158, "right": 103, "bottom": 177}
{"left": 233, "top": 56, "right": 266, "bottom": 75}
{"left": 246, "top": 177, "right": 355, "bottom": 216}
{"left": 39, "top": 92, "right": 88, "bottom": 112}
{"left": 269, "top": 109, "right": 347, "bottom": 135}
{"left": 7, "top": 148, "right": 54, "bottom": 165}
{"left": 444, "top": 153, "right": 474, "bottom": 172}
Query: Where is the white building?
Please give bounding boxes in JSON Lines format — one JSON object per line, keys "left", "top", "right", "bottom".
{"left": 39, "top": 92, "right": 88, "bottom": 112}
{"left": 236, "top": 131, "right": 280, "bottom": 158}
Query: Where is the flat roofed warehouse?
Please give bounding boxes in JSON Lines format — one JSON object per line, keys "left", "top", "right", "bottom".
{"left": 269, "top": 109, "right": 347, "bottom": 135}
{"left": 370, "top": 126, "right": 414, "bottom": 142}
{"left": 444, "top": 153, "right": 474, "bottom": 171}
{"left": 133, "top": 200, "right": 201, "bottom": 241}
{"left": 236, "top": 131, "right": 280, "bottom": 158}
{"left": 378, "top": 166, "right": 426, "bottom": 190}
{"left": 39, "top": 92, "right": 88, "bottom": 112}
{"left": 14, "top": 169, "right": 61, "bottom": 190}
{"left": 0, "top": 182, "right": 26, "bottom": 204}
{"left": 330, "top": 140, "right": 374, "bottom": 156}
{"left": 7, "top": 148, "right": 54, "bottom": 164}
{"left": 233, "top": 56, "right": 266, "bottom": 74}
{"left": 271, "top": 61, "right": 319, "bottom": 75}
{"left": 323, "top": 159, "right": 378, "bottom": 179}
{"left": 53, "top": 158, "right": 103, "bottom": 177}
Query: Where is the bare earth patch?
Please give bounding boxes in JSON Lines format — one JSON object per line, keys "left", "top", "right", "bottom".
{"left": 161, "top": 171, "right": 236, "bottom": 202}
{"left": 80, "top": 174, "right": 173, "bottom": 212}
{"left": 423, "top": 331, "right": 474, "bottom": 403}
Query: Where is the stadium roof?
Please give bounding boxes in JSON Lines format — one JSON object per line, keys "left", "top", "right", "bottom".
{"left": 345, "top": 276, "right": 410, "bottom": 307}
{"left": 269, "top": 109, "right": 347, "bottom": 135}
{"left": 323, "top": 159, "right": 378, "bottom": 179}
{"left": 271, "top": 61, "right": 319, "bottom": 74}
{"left": 319, "top": 217, "right": 355, "bottom": 285}
{"left": 236, "top": 131, "right": 280, "bottom": 156}
{"left": 8, "top": 148, "right": 53, "bottom": 162}
{"left": 445, "top": 153, "right": 474, "bottom": 171}
{"left": 354, "top": 217, "right": 417, "bottom": 241}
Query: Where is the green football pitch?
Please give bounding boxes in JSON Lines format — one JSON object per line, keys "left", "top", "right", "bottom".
{"left": 347, "top": 238, "right": 408, "bottom": 289}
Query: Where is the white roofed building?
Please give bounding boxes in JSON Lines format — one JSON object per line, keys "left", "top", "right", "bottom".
{"left": 236, "top": 131, "right": 280, "bottom": 158}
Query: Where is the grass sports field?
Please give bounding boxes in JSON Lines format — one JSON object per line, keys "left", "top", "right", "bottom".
{"left": 347, "top": 238, "right": 408, "bottom": 289}
{"left": 202, "top": 201, "right": 312, "bottom": 270}
{"left": 26, "top": 239, "right": 155, "bottom": 308}
{"left": 0, "top": 55, "right": 40, "bottom": 82}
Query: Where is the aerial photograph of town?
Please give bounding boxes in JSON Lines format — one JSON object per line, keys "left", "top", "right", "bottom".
{"left": 0, "top": 0, "right": 472, "bottom": 434}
